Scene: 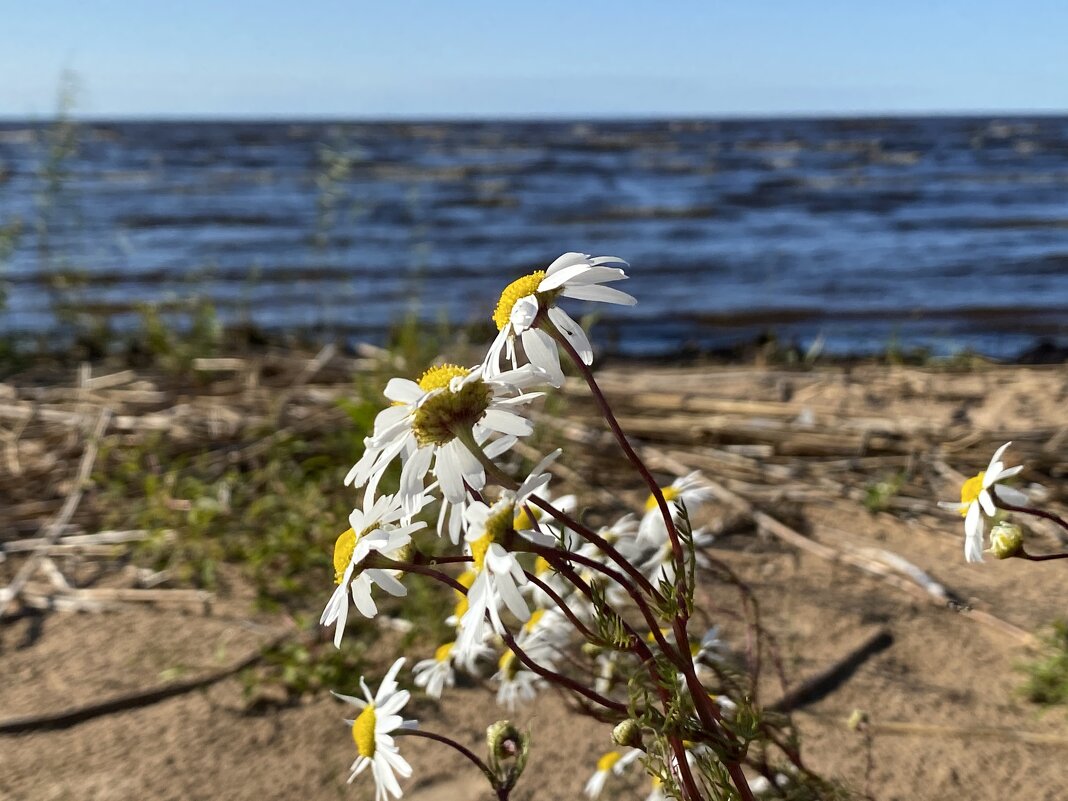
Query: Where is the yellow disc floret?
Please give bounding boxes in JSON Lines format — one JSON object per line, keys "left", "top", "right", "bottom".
{"left": 452, "top": 570, "right": 476, "bottom": 618}
{"left": 470, "top": 533, "right": 493, "bottom": 571}
{"left": 596, "top": 751, "right": 622, "bottom": 773}
{"left": 434, "top": 642, "right": 454, "bottom": 662}
{"left": 333, "top": 528, "right": 357, "bottom": 584}
{"left": 645, "top": 484, "right": 680, "bottom": 512}
{"left": 410, "top": 364, "right": 491, "bottom": 446}
{"left": 513, "top": 503, "right": 541, "bottom": 532}
{"left": 352, "top": 704, "right": 377, "bottom": 757}
{"left": 959, "top": 472, "right": 986, "bottom": 516}
{"left": 493, "top": 271, "right": 545, "bottom": 331}
{"left": 524, "top": 609, "right": 546, "bottom": 632}
{"left": 534, "top": 555, "right": 553, "bottom": 576}
{"left": 498, "top": 649, "right": 519, "bottom": 679}
{"left": 417, "top": 363, "right": 469, "bottom": 393}
{"left": 470, "top": 501, "right": 516, "bottom": 572}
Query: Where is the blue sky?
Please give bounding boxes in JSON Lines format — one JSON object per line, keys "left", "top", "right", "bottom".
{"left": 2, "top": 0, "right": 1066, "bottom": 118}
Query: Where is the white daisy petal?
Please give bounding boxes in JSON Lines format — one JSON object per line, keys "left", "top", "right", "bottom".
{"left": 547, "top": 306, "right": 594, "bottom": 364}
{"left": 482, "top": 408, "right": 534, "bottom": 437}
{"left": 560, "top": 283, "right": 637, "bottom": 305}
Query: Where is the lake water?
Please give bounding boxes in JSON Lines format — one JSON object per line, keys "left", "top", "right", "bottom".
{"left": 1, "top": 117, "right": 1066, "bottom": 358}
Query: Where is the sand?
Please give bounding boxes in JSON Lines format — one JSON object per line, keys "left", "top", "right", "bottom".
{"left": 3, "top": 360, "right": 1067, "bottom": 801}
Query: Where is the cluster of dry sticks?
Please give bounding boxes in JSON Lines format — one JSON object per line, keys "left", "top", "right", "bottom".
{"left": 0, "top": 344, "right": 375, "bottom": 619}
{"left": 1, "top": 349, "right": 1066, "bottom": 751}
{"left": 2, "top": 352, "right": 1065, "bottom": 638}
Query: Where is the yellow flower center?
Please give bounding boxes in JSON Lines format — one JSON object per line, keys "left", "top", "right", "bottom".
{"left": 645, "top": 485, "right": 680, "bottom": 512}
{"left": 493, "top": 271, "right": 545, "bottom": 331}
{"left": 498, "top": 649, "right": 519, "bottom": 679}
{"left": 960, "top": 471, "right": 986, "bottom": 515}
{"left": 596, "top": 751, "right": 622, "bottom": 773}
{"left": 434, "top": 642, "right": 454, "bottom": 662}
{"left": 456, "top": 570, "right": 476, "bottom": 594}
{"left": 417, "top": 363, "right": 469, "bottom": 392}
{"left": 352, "top": 704, "right": 377, "bottom": 757}
{"left": 332, "top": 524, "right": 382, "bottom": 583}
{"left": 470, "top": 534, "right": 492, "bottom": 571}
{"left": 513, "top": 503, "right": 542, "bottom": 532}
{"left": 452, "top": 571, "right": 476, "bottom": 619}
{"left": 524, "top": 609, "right": 546, "bottom": 632}
{"left": 470, "top": 502, "right": 516, "bottom": 572}
{"left": 333, "top": 528, "right": 357, "bottom": 584}
{"left": 410, "top": 364, "right": 491, "bottom": 447}
{"left": 534, "top": 555, "right": 553, "bottom": 576}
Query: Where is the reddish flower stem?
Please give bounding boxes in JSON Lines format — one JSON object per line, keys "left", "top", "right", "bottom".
{"left": 395, "top": 729, "right": 501, "bottom": 793}
{"left": 992, "top": 490, "right": 1068, "bottom": 532}
{"left": 542, "top": 320, "right": 689, "bottom": 611}
{"left": 499, "top": 627, "right": 628, "bottom": 714}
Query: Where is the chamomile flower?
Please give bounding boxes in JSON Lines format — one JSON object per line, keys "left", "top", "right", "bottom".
{"left": 493, "top": 608, "right": 570, "bottom": 710}
{"left": 321, "top": 493, "right": 426, "bottom": 648}
{"left": 584, "top": 749, "right": 642, "bottom": 799}
{"left": 638, "top": 471, "right": 713, "bottom": 545}
{"left": 639, "top": 526, "right": 715, "bottom": 586}
{"left": 345, "top": 363, "right": 544, "bottom": 539}
{"left": 645, "top": 777, "right": 667, "bottom": 801}
{"left": 412, "top": 639, "right": 493, "bottom": 699}
{"left": 456, "top": 497, "right": 530, "bottom": 657}
{"left": 334, "top": 658, "right": 417, "bottom": 801}
{"left": 486, "top": 252, "right": 634, "bottom": 387}
{"left": 938, "top": 442, "right": 1027, "bottom": 563}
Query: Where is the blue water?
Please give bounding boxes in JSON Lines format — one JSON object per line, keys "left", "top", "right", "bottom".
{"left": 0, "top": 117, "right": 1066, "bottom": 357}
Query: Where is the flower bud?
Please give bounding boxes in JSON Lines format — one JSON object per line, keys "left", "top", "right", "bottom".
{"left": 612, "top": 719, "right": 643, "bottom": 749}
{"left": 581, "top": 642, "right": 604, "bottom": 658}
{"left": 988, "top": 521, "right": 1024, "bottom": 560}
{"left": 486, "top": 720, "right": 530, "bottom": 779}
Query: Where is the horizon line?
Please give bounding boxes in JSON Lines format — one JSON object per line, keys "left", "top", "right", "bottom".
{"left": 1, "top": 109, "right": 1066, "bottom": 125}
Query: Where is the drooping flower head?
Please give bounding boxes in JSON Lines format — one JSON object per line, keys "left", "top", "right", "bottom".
{"left": 638, "top": 470, "right": 713, "bottom": 545}
{"left": 456, "top": 496, "right": 530, "bottom": 658}
{"left": 938, "top": 442, "right": 1027, "bottom": 563}
{"left": 334, "top": 658, "right": 417, "bottom": 801}
{"left": 321, "top": 493, "right": 426, "bottom": 648}
{"left": 584, "top": 749, "right": 642, "bottom": 799}
{"left": 486, "top": 252, "right": 635, "bottom": 387}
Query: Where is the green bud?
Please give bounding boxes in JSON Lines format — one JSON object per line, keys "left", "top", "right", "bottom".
{"left": 581, "top": 642, "right": 604, "bottom": 658}
{"left": 612, "top": 719, "right": 643, "bottom": 749}
{"left": 988, "top": 521, "right": 1024, "bottom": 560}
{"left": 485, "top": 720, "right": 530, "bottom": 783}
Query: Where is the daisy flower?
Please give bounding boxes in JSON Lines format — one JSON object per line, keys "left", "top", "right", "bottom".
{"left": 321, "top": 493, "right": 427, "bottom": 648}
{"left": 638, "top": 471, "right": 713, "bottom": 545}
{"left": 584, "top": 749, "right": 642, "bottom": 799}
{"left": 411, "top": 639, "right": 493, "bottom": 699}
{"left": 455, "top": 496, "right": 531, "bottom": 657}
{"left": 334, "top": 657, "right": 417, "bottom": 801}
{"left": 485, "top": 252, "right": 635, "bottom": 387}
{"left": 345, "top": 363, "right": 544, "bottom": 539}
{"left": 639, "top": 525, "right": 715, "bottom": 586}
{"left": 493, "top": 609, "right": 569, "bottom": 710}
{"left": 938, "top": 442, "right": 1027, "bottom": 563}
{"left": 645, "top": 776, "right": 667, "bottom": 801}
{"left": 455, "top": 464, "right": 567, "bottom": 657}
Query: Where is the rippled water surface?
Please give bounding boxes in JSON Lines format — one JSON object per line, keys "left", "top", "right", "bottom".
{"left": 1, "top": 117, "right": 1066, "bottom": 356}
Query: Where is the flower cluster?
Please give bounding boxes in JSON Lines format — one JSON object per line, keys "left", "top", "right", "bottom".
{"left": 321, "top": 253, "right": 780, "bottom": 801}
